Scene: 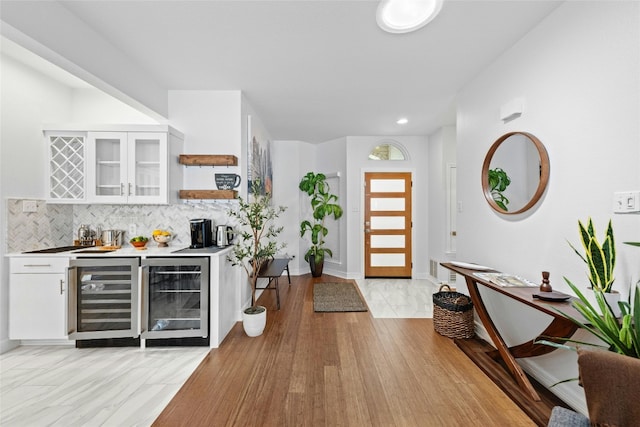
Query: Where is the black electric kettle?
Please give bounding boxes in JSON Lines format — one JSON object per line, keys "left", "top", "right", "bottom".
{"left": 215, "top": 225, "right": 234, "bottom": 247}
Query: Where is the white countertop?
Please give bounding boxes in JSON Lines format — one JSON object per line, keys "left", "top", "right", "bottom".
{"left": 7, "top": 245, "right": 233, "bottom": 258}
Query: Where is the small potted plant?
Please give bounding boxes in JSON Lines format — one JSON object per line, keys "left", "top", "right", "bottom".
{"left": 227, "top": 180, "right": 286, "bottom": 337}
{"left": 299, "top": 172, "right": 343, "bottom": 277}
{"left": 568, "top": 218, "right": 618, "bottom": 313}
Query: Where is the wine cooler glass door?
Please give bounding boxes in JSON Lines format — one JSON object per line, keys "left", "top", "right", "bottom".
{"left": 68, "top": 257, "right": 139, "bottom": 339}
{"left": 142, "top": 257, "right": 209, "bottom": 339}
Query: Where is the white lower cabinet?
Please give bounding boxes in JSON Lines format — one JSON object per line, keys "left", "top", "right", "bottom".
{"left": 9, "top": 257, "right": 70, "bottom": 340}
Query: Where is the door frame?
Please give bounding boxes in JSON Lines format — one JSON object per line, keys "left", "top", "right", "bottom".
{"left": 359, "top": 167, "right": 416, "bottom": 278}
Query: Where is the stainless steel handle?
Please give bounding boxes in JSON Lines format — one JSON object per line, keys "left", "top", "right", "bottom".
{"left": 129, "top": 183, "right": 133, "bottom": 196}
{"left": 120, "top": 183, "right": 125, "bottom": 196}
{"left": 60, "top": 279, "right": 64, "bottom": 295}
{"left": 24, "top": 264, "right": 52, "bottom": 267}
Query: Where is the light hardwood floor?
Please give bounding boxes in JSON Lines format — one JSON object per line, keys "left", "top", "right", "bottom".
{"left": 154, "top": 275, "right": 535, "bottom": 426}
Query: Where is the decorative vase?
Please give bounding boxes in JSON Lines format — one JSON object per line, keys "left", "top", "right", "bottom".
{"left": 309, "top": 254, "right": 324, "bottom": 277}
{"left": 242, "top": 306, "right": 267, "bottom": 337}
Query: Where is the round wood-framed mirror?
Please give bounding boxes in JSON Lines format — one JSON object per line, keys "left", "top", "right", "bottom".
{"left": 481, "top": 131, "right": 550, "bottom": 215}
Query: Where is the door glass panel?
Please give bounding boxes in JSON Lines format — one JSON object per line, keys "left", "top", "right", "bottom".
{"left": 134, "top": 138, "right": 161, "bottom": 197}
{"left": 371, "top": 235, "right": 405, "bottom": 248}
{"left": 148, "top": 264, "right": 203, "bottom": 331}
{"left": 371, "top": 253, "right": 405, "bottom": 267}
{"left": 370, "top": 197, "right": 404, "bottom": 211}
{"left": 76, "top": 265, "right": 133, "bottom": 332}
{"left": 95, "top": 138, "right": 121, "bottom": 196}
{"left": 370, "top": 216, "right": 405, "bottom": 230}
{"left": 370, "top": 179, "right": 405, "bottom": 192}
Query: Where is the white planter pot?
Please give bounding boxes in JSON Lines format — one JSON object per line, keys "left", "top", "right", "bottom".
{"left": 603, "top": 291, "right": 621, "bottom": 317}
{"left": 242, "top": 306, "right": 267, "bottom": 337}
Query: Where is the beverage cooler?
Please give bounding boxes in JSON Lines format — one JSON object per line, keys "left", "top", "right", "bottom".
{"left": 142, "top": 257, "right": 209, "bottom": 339}
{"left": 68, "top": 258, "right": 140, "bottom": 340}
{"left": 68, "top": 257, "right": 209, "bottom": 343}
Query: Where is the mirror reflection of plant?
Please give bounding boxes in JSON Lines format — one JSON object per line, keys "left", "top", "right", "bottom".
{"left": 488, "top": 167, "right": 511, "bottom": 211}
{"left": 227, "top": 180, "right": 287, "bottom": 313}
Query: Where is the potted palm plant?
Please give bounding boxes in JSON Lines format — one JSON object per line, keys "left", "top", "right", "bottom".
{"left": 299, "top": 172, "right": 343, "bottom": 277}
{"left": 227, "top": 180, "right": 286, "bottom": 337}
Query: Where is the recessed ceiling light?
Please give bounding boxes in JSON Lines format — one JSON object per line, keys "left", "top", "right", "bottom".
{"left": 396, "top": 118, "right": 409, "bottom": 125}
{"left": 377, "top": 0, "right": 443, "bottom": 34}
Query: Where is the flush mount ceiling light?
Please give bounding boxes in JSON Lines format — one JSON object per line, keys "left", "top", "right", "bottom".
{"left": 396, "top": 118, "right": 409, "bottom": 124}
{"left": 376, "top": 0, "right": 443, "bottom": 34}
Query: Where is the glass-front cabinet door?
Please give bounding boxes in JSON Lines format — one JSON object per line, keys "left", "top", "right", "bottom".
{"left": 87, "top": 131, "right": 168, "bottom": 204}
{"left": 127, "top": 132, "right": 167, "bottom": 204}
{"left": 87, "top": 131, "right": 128, "bottom": 203}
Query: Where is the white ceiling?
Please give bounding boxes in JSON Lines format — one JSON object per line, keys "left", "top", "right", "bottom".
{"left": 6, "top": 1, "right": 563, "bottom": 143}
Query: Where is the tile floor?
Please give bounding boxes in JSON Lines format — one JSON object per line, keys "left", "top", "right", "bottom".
{"left": 0, "top": 345, "right": 209, "bottom": 427}
{"left": 0, "top": 278, "right": 442, "bottom": 426}
{"left": 356, "top": 277, "right": 440, "bottom": 318}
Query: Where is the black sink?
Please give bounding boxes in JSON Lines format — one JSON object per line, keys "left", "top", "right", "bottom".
{"left": 22, "top": 245, "right": 93, "bottom": 254}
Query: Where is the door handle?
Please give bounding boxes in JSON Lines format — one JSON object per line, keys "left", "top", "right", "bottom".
{"left": 60, "top": 279, "right": 64, "bottom": 295}
{"left": 120, "top": 183, "right": 125, "bottom": 196}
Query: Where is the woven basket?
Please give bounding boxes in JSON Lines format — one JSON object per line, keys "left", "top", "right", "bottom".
{"left": 433, "top": 285, "right": 475, "bottom": 339}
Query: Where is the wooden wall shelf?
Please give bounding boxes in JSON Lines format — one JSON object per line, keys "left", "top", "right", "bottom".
{"left": 179, "top": 154, "right": 238, "bottom": 167}
{"left": 179, "top": 190, "right": 238, "bottom": 200}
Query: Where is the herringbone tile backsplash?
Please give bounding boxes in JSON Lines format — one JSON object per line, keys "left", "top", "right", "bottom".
{"left": 7, "top": 199, "right": 236, "bottom": 253}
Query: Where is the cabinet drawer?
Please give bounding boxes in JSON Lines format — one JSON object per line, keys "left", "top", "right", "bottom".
{"left": 10, "top": 257, "right": 69, "bottom": 273}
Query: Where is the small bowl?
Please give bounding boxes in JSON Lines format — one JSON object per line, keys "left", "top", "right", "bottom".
{"left": 153, "top": 234, "right": 172, "bottom": 247}
{"left": 130, "top": 240, "right": 148, "bottom": 249}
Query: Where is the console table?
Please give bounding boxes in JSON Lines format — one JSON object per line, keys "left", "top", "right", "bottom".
{"left": 441, "top": 262, "right": 581, "bottom": 403}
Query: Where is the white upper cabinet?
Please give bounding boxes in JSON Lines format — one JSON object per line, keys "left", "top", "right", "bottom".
{"left": 46, "top": 131, "right": 87, "bottom": 202}
{"left": 45, "top": 125, "right": 183, "bottom": 205}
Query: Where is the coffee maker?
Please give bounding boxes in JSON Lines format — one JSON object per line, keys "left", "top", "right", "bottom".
{"left": 189, "top": 219, "right": 213, "bottom": 248}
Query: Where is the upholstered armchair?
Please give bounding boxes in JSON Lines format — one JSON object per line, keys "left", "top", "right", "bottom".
{"left": 548, "top": 349, "right": 640, "bottom": 426}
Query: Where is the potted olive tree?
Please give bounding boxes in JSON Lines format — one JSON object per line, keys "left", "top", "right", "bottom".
{"left": 299, "top": 172, "right": 343, "bottom": 277}
{"left": 227, "top": 181, "right": 286, "bottom": 337}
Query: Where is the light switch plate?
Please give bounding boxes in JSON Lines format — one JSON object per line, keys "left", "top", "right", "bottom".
{"left": 613, "top": 191, "right": 640, "bottom": 213}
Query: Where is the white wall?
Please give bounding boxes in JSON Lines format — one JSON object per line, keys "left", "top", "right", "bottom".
{"left": 1, "top": 1, "right": 168, "bottom": 121}
{"left": 428, "top": 125, "right": 456, "bottom": 281}
{"left": 345, "top": 136, "right": 429, "bottom": 279}
{"left": 0, "top": 53, "right": 71, "bottom": 352}
{"left": 456, "top": 1, "right": 640, "bottom": 412}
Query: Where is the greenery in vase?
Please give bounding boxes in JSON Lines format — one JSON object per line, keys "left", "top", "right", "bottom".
{"left": 488, "top": 167, "right": 511, "bottom": 211}
{"left": 298, "top": 172, "right": 343, "bottom": 265}
{"left": 568, "top": 218, "right": 615, "bottom": 293}
{"left": 227, "top": 180, "right": 286, "bottom": 313}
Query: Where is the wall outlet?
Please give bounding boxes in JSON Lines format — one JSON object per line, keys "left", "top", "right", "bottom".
{"left": 128, "top": 223, "right": 137, "bottom": 236}
{"left": 22, "top": 200, "right": 38, "bottom": 213}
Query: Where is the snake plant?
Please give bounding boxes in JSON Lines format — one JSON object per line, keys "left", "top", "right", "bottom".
{"left": 568, "top": 218, "right": 616, "bottom": 293}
